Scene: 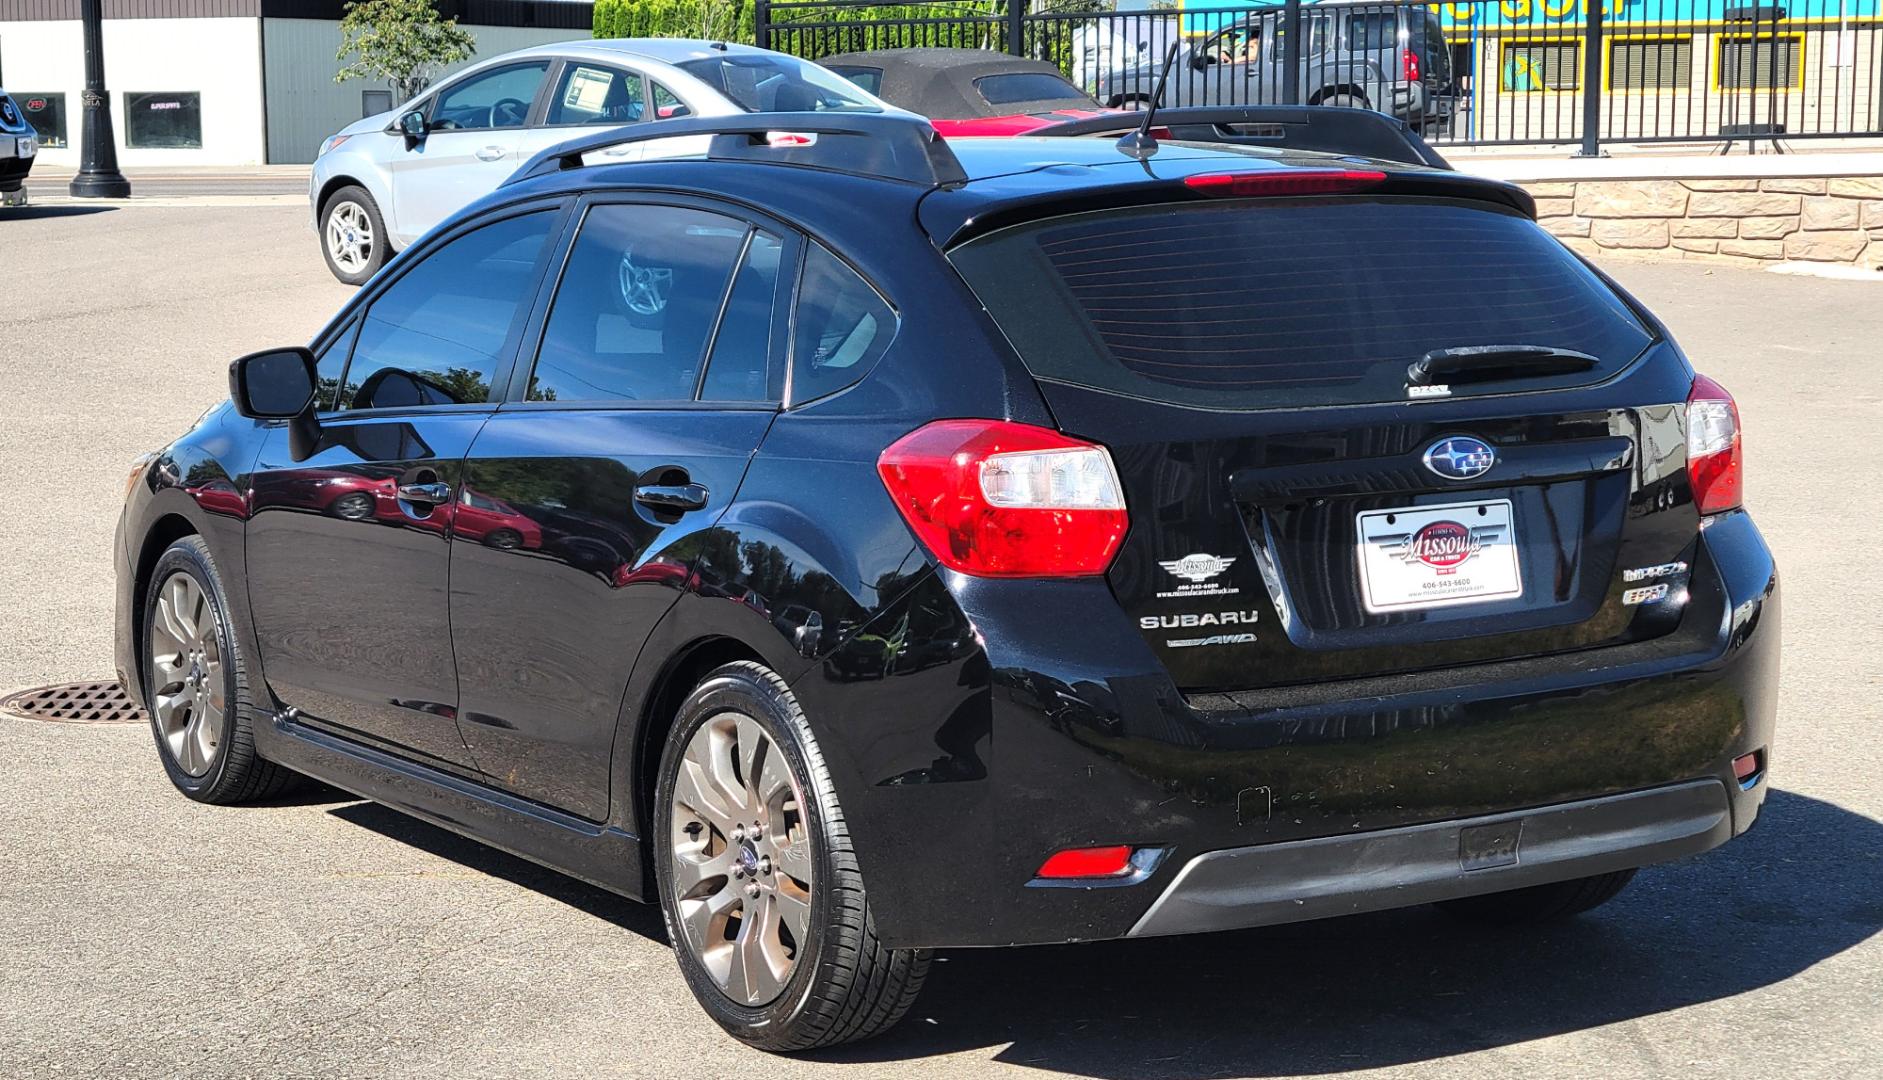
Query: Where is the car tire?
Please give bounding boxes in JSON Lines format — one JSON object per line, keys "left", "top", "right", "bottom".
{"left": 142, "top": 537, "right": 304, "bottom": 805}
{"left": 484, "top": 528, "right": 524, "bottom": 550}
{"left": 1437, "top": 869, "right": 1638, "bottom": 926}
{"left": 320, "top": 184, "right": 389, "bottom": 286}
{"left": 653, "top": 661, "right": 930, "bottom": 1051}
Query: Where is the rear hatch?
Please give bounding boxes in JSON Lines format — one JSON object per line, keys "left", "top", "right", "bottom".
{"left": 947, "top": 186, "right": 1702, "bottom": 694}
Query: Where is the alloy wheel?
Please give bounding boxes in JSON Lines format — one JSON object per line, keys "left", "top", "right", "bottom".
{"left": 326, "top": 201, "right": 375, "bottom": 275}
{"left": 617, "top": 248, "right": 673, "bottom": 317}
{"left": 669, "top": 712, "right": 814, "bottom": 1007}
{"left": 148, "top": 572, "right": 226, "bottom": 777}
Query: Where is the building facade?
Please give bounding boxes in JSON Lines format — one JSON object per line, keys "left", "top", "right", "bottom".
{"left": 0, "top": 0, "right": 592, "bottom": 166}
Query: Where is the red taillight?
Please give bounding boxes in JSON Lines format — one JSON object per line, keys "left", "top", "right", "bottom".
{"left": 877, "top": 419, "right": 1128, "bottom": 578}
{"left": 1036, "top": 845, "right": 1134, "bottom": 880}
{"left": 1687, "top": 374, "right": 1743, "bottom": 515}
{"left": 1403, "top": 48, "right": 1422, "bottom": 82}
{"left": 1184, "top": 169, "right": 1387, "bottom": 198}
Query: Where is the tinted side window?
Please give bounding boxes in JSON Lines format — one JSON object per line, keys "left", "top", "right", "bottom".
{"left": 547, "top": 64, "right": 644, "bottom": 126}
{"left": 529, "top": 204, "right": 747, "bottom": 403}
{"left": 1347, "top": 12, "right": 1398, "bottom": 51}
{"left": 789, "top": 245, "right": 895, "bottom": 405}
{"left": 341, "top": 211, "right": 555, "bottom": 410}
{"left": 314, "top": 321, "right": 358, "bottom": 411}
{"left": 652, "top": 82, "right": 692, "bottom": 119}
{"left": 432, "top": 63, "right": 549, "bottom": 131}
{"left": 701, "top": 231, "right": 784, "bottom": 402}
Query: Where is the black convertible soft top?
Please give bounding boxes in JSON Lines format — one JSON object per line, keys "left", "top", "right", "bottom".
{"left": 819, "top": 47, "right": 1097, "bottom": 119}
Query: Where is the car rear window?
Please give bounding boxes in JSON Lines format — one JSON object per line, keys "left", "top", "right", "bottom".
{"left": 676, "top": 55, "right": 881, "bottom": 113}
{"left": 948, "top": 197, "right": 1654, "bottom": 410}
{"left": 973, "top": 72, "right": 1088, "bottom": 106}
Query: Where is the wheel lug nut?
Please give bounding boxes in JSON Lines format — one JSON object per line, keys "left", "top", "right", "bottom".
{"left": 759, "top": 857, "right": 772, "bottom": 876}
{"left": 731, "top": 827, "right": 744, "bottom": 842}
{"left": 745, "top": 883, "right": 760, "bottom": 898}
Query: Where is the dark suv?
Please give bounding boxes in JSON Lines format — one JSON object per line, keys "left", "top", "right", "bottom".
{"left": 114, "top": 111, "right": 1778, "bottom": 1052}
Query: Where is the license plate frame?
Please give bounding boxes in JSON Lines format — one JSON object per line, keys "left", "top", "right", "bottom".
{"left": 1355, "top": 499, "right": 1522, "bottom": 613}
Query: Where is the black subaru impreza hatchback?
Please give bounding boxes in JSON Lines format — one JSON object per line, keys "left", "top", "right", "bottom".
{"left": 115, "top": 109, "right": 1778, "bottom": 1051}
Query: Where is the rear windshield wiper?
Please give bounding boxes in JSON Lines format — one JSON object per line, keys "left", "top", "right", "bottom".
{"left": 1407, "top": 345, "right": 1600, "bottom": 387}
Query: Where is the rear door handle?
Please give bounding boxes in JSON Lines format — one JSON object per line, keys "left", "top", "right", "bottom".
{"left": 633, "top": 482, "right": 710, "bottom": 513}
{"left": 475, "top": 146, "right": 507, "bottom": 162}
{"left": 397, "top": 481, "right": 453, "bottom": 504}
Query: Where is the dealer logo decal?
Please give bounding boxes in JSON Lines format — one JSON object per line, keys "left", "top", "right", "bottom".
{"left": 1156, "top": 552, "right": 1240, "bottom": 599}
{"left": 1377, "top": 520, "right": 1507, "bottom": 576}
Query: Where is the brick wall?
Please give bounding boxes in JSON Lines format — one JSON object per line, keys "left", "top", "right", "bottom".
{"left": 1525, "top": 177, "right": 1883, "bottom": 268}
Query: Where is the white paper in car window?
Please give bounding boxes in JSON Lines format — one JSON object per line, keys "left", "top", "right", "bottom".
{"left": 565, "top": 67, "right": 614, "bottom": 113}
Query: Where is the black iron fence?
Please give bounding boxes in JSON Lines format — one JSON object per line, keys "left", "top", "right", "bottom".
{"left": 756, "top": 0, "right": 1883, "bottom": 149}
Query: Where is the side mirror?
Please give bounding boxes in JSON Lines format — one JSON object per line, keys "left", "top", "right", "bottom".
{"left": 1191, "top": 52, "right": 1215, "bottom": 70}
{"left": 230, "top": 347, "right": 323, "bottom": 460}
{"left": 230, "top": 347, "right": 317, "bottom": 419}
{"left": 399, "top": 109, "right": 428, "bottom": 144}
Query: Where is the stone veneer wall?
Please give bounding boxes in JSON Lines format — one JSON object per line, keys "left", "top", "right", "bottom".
{"left": 1521, "top": 177, "right": 1883, "bottom": 269}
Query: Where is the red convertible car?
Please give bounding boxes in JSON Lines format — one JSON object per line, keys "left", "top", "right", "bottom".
{"left": 818, "top": 48, "right": 1116, "bottom": 136}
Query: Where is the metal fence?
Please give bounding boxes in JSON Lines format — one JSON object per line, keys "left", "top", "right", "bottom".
{"left": 755, "top": 0, "right": 1883, "bottom": 150}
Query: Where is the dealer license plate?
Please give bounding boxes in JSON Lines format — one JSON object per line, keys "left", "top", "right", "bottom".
{"left": 1356, "top": 499, "right": 1522, "bottom": 613}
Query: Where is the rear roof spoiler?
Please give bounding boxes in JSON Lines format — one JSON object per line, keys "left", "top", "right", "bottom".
{"left": 1032, "top": 106, "right": 1454, "bottom": 171}
{"left": 506, "top": 111, "right": 970, "bottom": 188}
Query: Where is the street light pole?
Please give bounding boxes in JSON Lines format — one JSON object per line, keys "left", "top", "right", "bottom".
{"left": 68, "top": 0, "right": 130, "bottom": 198}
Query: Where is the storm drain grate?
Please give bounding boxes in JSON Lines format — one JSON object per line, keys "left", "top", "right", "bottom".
{"left": 1, "top": 680, "right": 148, "bottom": 725}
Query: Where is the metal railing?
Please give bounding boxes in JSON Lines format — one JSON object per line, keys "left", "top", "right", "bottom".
{"left": 755, "top": 0, "right": 1883, "bottom": 151}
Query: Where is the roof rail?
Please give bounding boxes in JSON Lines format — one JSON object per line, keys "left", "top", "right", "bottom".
{"left": 506, "top": 111, "right": 969, "bottom": 188}
{"left": 1031, "top": 106, "right": 1453, "bottom": 171}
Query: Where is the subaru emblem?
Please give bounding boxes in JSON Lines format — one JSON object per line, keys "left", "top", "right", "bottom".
{"left": 1423, "top": 436, "right": 1496, "bottom": 481}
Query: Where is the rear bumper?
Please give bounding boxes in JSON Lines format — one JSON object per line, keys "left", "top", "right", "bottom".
{"left": 802, "top": 509, "right": 1778, "bottom": 949}
{"left": 1130, "top": 778, "right": 1730, "bottom": 937}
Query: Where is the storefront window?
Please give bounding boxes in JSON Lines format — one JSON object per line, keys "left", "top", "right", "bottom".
{"left": 125, "top": 92, "right": 203, "bottom": 149}
{"left": 16, "top": 93, "right": 67, "bottom": 148}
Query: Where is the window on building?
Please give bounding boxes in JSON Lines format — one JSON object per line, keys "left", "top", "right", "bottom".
{"left": 1500, "top": 41, "right": 1580, "bottom": 92}
{"left": 124, "top": 92, "right": 203, "bottom": 149}
{"left": 1717, "top": 35, "right": 1802, "bottom": 91}
{"left": 362, "top": 89, "right": 393, "bottom": 118}
{"left": 1610, "top": 38, "right": 1693, "bottom": 91}
{"left": 16, "top": 93, "right": 67, "bottom": 148}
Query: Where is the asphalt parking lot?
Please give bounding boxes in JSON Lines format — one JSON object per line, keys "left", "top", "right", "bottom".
{"left": 1, "top": 200, "right": 1880, "bottom": 1080}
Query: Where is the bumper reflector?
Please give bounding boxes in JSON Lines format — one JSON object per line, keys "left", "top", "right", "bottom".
{"left": 1036, "top": 845, "right": 1135, "bottom": 880}
{"left": 1733, "top": 750, "right": 1764, "bottom": 787}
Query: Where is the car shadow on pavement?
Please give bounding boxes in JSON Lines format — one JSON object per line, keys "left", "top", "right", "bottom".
{"left": 326, "top": 800, "right": 670, "bottom": 943}
{"left": 809, "top": 788, "right": 1882, "bottom": 1076}
{"left": 4, "top": 205, "right": 118, "bottom": 220}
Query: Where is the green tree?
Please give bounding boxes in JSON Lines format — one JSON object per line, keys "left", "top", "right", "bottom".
{"left": 335, "top": 0, "right": 478, "bottom": 104}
